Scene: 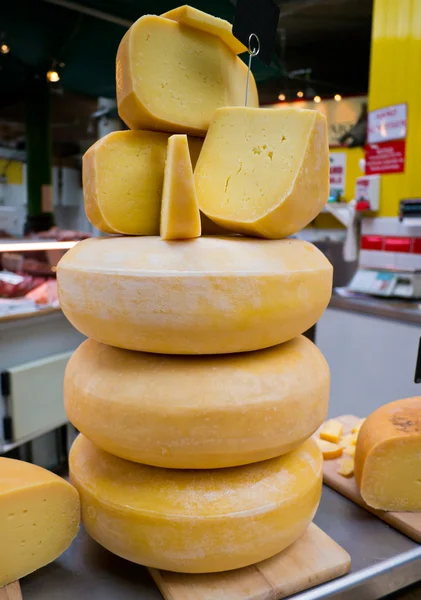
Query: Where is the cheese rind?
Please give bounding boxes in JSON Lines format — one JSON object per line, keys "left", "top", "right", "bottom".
{"left": 0, "top": 458, "right": 80, "bottom": 587}
{"left": 162, "top": 5, "right": 247, "bottom": 54}
{"left": 57, "top": 236, "right": 333, "bottom": 354}
{"left": 116, "top": 16, "right": 258, "bottom": 135}
{"left": 355, "top": 397, "right": 421, "bottom": 511}
{"left": 69, "top": 435, "right": 322, "bottom": 573}
{"left": 195, "top": 107, "right": 329, "bottom": 238}
{"left": 160, "top": 134, "right": 201, "bottom": 240}
{"left": 64, "top": 336, "right": 329, "bottom": 468}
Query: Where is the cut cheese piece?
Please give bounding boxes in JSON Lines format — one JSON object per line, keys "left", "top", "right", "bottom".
{"left": 0, "top": 458, "right": 80, "bottom": 587}
{"left": 340, "top": 433, "right": 357, "bottom": 448}
{"left": 116, "top": 15, "right": 258, "bottom": 135}
{"left": 57, "top": 236, "right": 333, "bottom": 354}
{"left": 64, "top": 336, "right": 329, "bottom": 469}
{"left": 316, "top": 439, "right": 343, "bottom": 460}
{"left": 343, "top": 445, "right": 356, "bottom": 458}
{"left": 83, "top": 130, "right": 203, "bottom": 235}
{"left": 319, "top": 419, "right": 343, "bottom": 443}
{"left": 338, "top": 457, "right": 354, "bottom": 478}
{"left": 195, "top": 107, "right": 329, "bottom": 239}
{"left": 162, "top": 5, "right": 247, "bottom": 54}
{"left": 160, "top": 134, "right": 201, "bottom": 240}
{"left": 70, "top": 435, "right": 322, "bottom": 573}
{"left": 355, "top": 397, "right": 421, "bottom": 511}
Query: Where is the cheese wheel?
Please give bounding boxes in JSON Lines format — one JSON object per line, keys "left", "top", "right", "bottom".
{"left": 355, "top": 397, "right": 421, "bottom": 511}
{"left": 116, "top": 15, "right": 258, "bottom": 135}
{"left": 64, "top": 336, "right": 329, "bottom": 469}
{"left": 162, "top": 5, "right": 247, "bottom": 54}
{"left": 195, "top": 107, "right": 329, "bottom": 239}
{"left": 160, "top": 134, "right": 201, "bottom": 240}
{"left": 0, "top": 458, "right": 80, "bottom": 587}
{"left": 69, "top": 435, "right": 322, "bottom": 573}
{"left": 57, "top": 236, "right": 332, "bottom": 355}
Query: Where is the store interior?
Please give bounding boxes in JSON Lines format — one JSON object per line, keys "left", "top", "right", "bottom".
{"left": 2, "top": 0, "right": 421, "bottom": 599}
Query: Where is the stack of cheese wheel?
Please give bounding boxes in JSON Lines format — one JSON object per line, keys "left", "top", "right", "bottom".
{"left": 58, "top": 6, "right": 333, "bottom": 574}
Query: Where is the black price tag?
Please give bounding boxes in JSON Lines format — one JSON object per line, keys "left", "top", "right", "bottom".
{"left": 233, "top": 0, "right": 280, "bottom": 66}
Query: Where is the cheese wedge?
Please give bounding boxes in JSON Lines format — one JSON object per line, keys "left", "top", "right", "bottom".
{"left": 0, "top": 458, "right": 80, "bottom": 587}
{"left": 83, "top": 130, "right": 204, "bottom": 235}
{"left": 162, "top": 5, "right": 247, "bottom": 54}
{"left": 343, "top": 445, "right": 356, "bottom": 458}
{"left": 116, "top": 15, "right": 258, "bottom": 135}
{"left": 338, "top": 457, "right": 354, "bottom": 478}
{"left": 64, "top": 336, "right": 329, "bottom": 469}
{"left": 319, "top": 419, "right": 343, "bottom": 443}
{"left": 160, "top": 134, "right": 201, "bottom": 240}
{"left": 355, "top": 397, "right": 421, "bottom": 511}
{"left": 316, "top": 439, "right": 343, "bottom": 460}
{"left": 57, "top": 236, "right": 333, "bottom": 354}
{"left": 70, "top": 435, "right": 322, "bottom": 573}
{"left": 195, "top": 107, "right": 329, "bottom": 238}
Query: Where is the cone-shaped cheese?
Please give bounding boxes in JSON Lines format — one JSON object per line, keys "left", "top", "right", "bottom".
{"left": 355, "top": 397, "right": 421, "bottom": 511}
{"left": 195, "top": 107, "right": 329, "bottom": 238}
{"left": 57, "top": 236, "right": 332, "bottom": 355}
{"left": 0, "top": 458, "right": 80, "bottom": 587}
{"left": 70, "top": 435, "right": 322, "bottom": 573}
{"left": 116, "top": 15, "right": 258, "bottom": 135}
{"left": 162, "top": 5, "right": 247, "bottom": 54}
{"left": 160, "top": 134, "right": 201, "bottom": 240}
{"left": 83, "top": 130, "right": 204, "bottom": 235}
{"left": 64, "top": 336, "right": 329, "bottom": 469}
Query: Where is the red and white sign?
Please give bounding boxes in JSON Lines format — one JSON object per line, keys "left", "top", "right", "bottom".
{"left": 367, "top": 103, "right": 407, "bottom": 144}
{"left": 329, "top": 152, "right": 346, "bottom": 194}
{"left": 365, "top": 140, "right": 406, "bottom": 175}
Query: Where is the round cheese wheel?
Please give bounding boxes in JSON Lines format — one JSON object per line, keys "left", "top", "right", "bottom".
{"left": 57, "top": 236, "right": 332, "bottom": 354}
{"left": 69, "top": 435, "right": 322, "bottom": 573}
{"left": 65, "top": 336, "right": 329, "bottom": 468}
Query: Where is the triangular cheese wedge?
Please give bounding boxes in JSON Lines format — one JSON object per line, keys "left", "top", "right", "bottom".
{"left": 160, "top": 134, "right": 201, "bottom": 240}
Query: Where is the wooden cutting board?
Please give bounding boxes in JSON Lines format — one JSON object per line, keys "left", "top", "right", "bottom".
{"left": 149, "top": 523, "right": 350, "bottom": 600}
{"left": 0, "top": 581, "right": 22, "bottom": 600}
{"left": 323, "top": 415, "right": 421, "bottom": 543}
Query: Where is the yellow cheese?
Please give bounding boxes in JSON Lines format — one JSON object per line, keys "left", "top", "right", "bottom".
{"left": 355, "top": 397, "right": 421, "bottom": 511}
{"left": 316, "top": 439, "right": 343, "bottom": 460}
{"left": 160, "top": 134, "right": 201, "bottom": 240}
{"left": 64, "top": 336, "right": 329, "bottom": 469}
{"left": 83, "top": 131, "right": 204, "bottom": 235}
{"left": 340, "top": 433, "right": 357, "bottom": 447}
{"left": 57, "top": 236, "right": 332, "bottom": 355}
{"left": 162, "top": 5, "right": 247, "bottom": 54}
{"left": 337, "top": 457, "right": 354, "bottom": 478}
{"left": 195, "top": 107, "right": 329, "bottom": 239}
{"left": 0, "top": 458, "right": 80, "bottom": 587}
{"left": 343, "top": 445, "right": 356, "bottom": 458}
{"left": 116, "top": 15, "right": 258, "bottom": 135}
{"left": 319, "top": 419, "right": 343, "bottom": 443}
{"left": 70, "top": 435, "right": 322, "bottom": 573}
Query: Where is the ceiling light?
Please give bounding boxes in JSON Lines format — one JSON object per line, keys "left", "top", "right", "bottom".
{"left": 0, "top": 43, "right": 10, "bottom": 54}
{"left": 334, "top": 94, "right": 342, "bottom": 102}
{"left": 278, "top": 93, "right": 286, "bottom": 101}
{"left": 47, "top": 69, "right": 60, "bottom": 83}
{"left": 313, "top": 95, "right": 321, "bottom": 103}
{"left": 297, "top": 91, "right": 304, "bottom": 98}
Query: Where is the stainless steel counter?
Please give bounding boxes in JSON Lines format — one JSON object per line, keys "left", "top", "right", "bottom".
{"left": 330, "top": 293, "right": 421, "bottom": 325}
{"left": 21, "top": 486, "right": 421, "bottom": 600}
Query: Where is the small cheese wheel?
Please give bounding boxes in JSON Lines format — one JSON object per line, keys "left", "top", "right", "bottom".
{"left": 160, "top": 134, "right": 201, "bottom": 240}
{"left": 83, "top": 131, "right": 203, "bottom": 235}
{"left": 64, "top": 336, "right": 329, "bottom": 469}
{"left": 355, "top": 397, "right": 421, "bottom": 511}
{"left": 116, "top": 15, "right": 258, "bottom": 135}
{"left": 195, "top": 107, "right": 329, "bottom": 239}
{"left": 162, "top": 5, "right": 247, "bottom": 54}
{"left": 57, "top": 236, "right": 332, "bottom": 355}
{"left": 69, "top": 435, "right": 322, "bottom": 573}
{"left": 0, "top": 458, "right": 80, "bottom": 587}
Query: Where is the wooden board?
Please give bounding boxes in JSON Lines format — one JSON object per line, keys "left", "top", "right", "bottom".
{"left": 323, "top": 415, "right": 421, "bottom": 543}
{"left": 0, "top": 581, "right": 22, "bottom": 600}
{"left": 149, "top": 523, "right": 350, "bottom": 600}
